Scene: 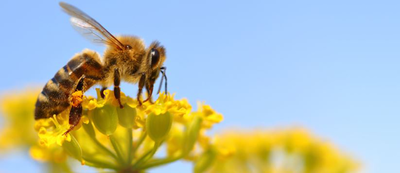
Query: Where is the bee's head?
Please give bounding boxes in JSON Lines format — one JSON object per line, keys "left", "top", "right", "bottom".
{"left": 145, "top": 41, "right": 167, "bottom": 95}
{"left": 146, "top": 41, "right": 166, "bottom": 71}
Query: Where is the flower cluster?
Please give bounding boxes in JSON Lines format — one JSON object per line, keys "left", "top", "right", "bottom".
{"left": 196, "top": 128, "right": 360, "bottom": 173}
{"left": 0, "top": 88, "right": 359, "bottom": 173}
{"left": 0, "top": 89, "right": 72, "bottom": 172}
{"left": 0, "top": 89, "right": 38, "bottom": 151}
{"left": 33, "top": 89, "right": 223, "bottom": 172}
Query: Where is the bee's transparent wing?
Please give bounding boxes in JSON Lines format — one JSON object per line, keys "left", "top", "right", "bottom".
{"left": 70, "top": 17, "right": 107, "bottom": 45}
{"left": 59, "top": 2, "right": 125, "bottom": 50}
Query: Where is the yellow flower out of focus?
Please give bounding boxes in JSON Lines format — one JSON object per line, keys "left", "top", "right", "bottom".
{"left": 0, "top": 88, "right": 360, "bottom": 173}
{"left": 0, "top": 89, "right": 38, "bottom": 151}
{"left": 0, "top": 88, "right": 73, "bottom": 173}
{"left": 198, "top": 128, "right": 360, "bottom": 173}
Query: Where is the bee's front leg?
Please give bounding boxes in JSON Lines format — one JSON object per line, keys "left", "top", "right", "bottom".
{"left": 137, "top": 73, "right": 146, "bottom": 106}
{"left": 64, "top": 75, "right": 85, "bottom": 135}
{"left": 143, "top": 83, "right": 154, "bottom": 104}
{"left": 113, "top": 68, "right": 124, "bottom": 109}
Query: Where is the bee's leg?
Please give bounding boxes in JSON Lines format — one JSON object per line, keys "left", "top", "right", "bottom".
{"left": 113, "top": 68, "right": 124, "bottom": 109}
{"left": 137, "top": 73, "right": 146, "bottom": 106}
{"left": 143, "top": 83, "right": 154, "bottom": 104}
{"left": 143, "top": 93, "right": 154, "bottom": 103}
{"left": 100, "top": 87, "right": 107, "bottom": 99}
{"left": 64, "top": 76, "right": 85, "bottom": 135}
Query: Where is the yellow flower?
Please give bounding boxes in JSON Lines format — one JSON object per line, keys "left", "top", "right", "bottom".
{"left": 169, "top": 98, "right": 192, "bottom": 124}
{"left": 30, "top": 145, "right": 67, "bottom": 163}
{"left": 0, "top": 88, "right": 73, "bottom": 172}
{"left": 1, "top": 87, "right": 359, "bottom": 173}
{"left": 196, "top": 103, "right": 223, "bottom": 129}
{"left": 0, "top": 88, "right": 38, "bottom": 151}
{"left": 203, "top": 128, "right": 360, "bottom": 173}
{"left": 34, "top": 89, "right": 223, "bottom": 172}
{"left": 37, "top": 114, "right": 72, "bottom": 147}
{"left": 143, "top": 93, "right": 192, "bottom": 118}
{"left": 166, "top": 125, "right": 184, "bottom": 157}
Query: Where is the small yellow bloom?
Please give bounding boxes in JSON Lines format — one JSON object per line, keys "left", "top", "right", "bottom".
{"left": 82, "top": 96, "right": 97, "bottom": 110}
{"left": 37, "top": 114, "right": 71, "bottom": 147}
{"left": 196, "top": 103, "right": 223, "bottom": 129}
{"left": 169, "top": 99, "right": 192, "bottom": 124}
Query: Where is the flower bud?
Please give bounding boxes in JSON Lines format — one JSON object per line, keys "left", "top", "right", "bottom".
{"left": 183, "top": 114, "right": 202, "bottom": 155}
{"left": 116, "top": 104, "right": 136, "bottom": 128}
{"left": 90, "top": 104, "right": 118, "bottom": 136}
{"left": 146, "top": 112, "right": 173, "bottom": 143}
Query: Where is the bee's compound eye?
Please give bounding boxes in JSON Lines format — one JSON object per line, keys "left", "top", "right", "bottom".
{"left": 125, "top": 45, "right": 132, "bottom": 49}
{"left": 150, "top": 48, "right": 160, "bottom": 68}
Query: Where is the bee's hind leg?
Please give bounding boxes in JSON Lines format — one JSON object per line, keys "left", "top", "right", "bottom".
{"left": 64, "top": 76, "right": 85, "bottom": 135}
{"left": 113, "top": 68, "right": 124, "bottom": 109}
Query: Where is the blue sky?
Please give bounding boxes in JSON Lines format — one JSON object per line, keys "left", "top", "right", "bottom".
{"left": 1, "top": 0, "right": 400, "bottom": 172}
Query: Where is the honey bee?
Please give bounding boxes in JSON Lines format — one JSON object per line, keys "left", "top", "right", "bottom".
{"left": 35, "top": 2, "right": 167, "bottom": 134}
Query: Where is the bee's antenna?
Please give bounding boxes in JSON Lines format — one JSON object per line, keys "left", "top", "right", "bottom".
{"left": 157, "top": 72, "right": 164, "bottom": 94}
{"left": 157, "top": 67, "right": 167, "bottom": 94}
{"left": 163, "top": 68, "right": 167, "bottom": 94}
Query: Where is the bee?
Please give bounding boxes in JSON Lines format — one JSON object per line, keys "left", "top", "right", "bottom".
{"left": 34, "top": 2, "right": 168, "bottom": 134}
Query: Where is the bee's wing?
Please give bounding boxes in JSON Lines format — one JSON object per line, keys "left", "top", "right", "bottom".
{"left": 69, "top": 17, "right": 108, "bottom": 46}
{"left": 59, "top": 2, "right": 125, "bottom": 50}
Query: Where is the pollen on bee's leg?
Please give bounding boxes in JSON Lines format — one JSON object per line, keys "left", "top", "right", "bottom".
{"left": 65, "top": 90, "right": 83, "bottom": 135}
{"left": 71, "top": 91, "right": 83, "bottom": 107}
{"left": 64, "top": 105, "right": 82, "bottom": 135}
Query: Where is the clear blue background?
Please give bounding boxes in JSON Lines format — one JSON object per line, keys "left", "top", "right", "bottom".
{"left": 0, "top": 0, "right": 399, "bottom": 172}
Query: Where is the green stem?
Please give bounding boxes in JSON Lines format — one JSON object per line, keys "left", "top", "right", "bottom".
{"left": 131, "top": 130, "right": 147, "bottom": 161}
{"left": 110, "top": 135, "right": 127, "bottom": 165}
{"left": 137, "top": 154, "right": 183, "bottom": 170}
{"left": 139, "top": 142, "right": 160, "bottom": 165}
{"left": 82, "top": 155, "right": 118, "bottom": 170}
{"left": 83, "top": 122, "right": 119, "bottom": 161}
{"left": 49, "top": 161, "right": 73, "bottom": 173}
{"left": 94, "top": 137, "right": 119, "bottom": 160}
{"left": 132, "top": 142, "right": 160, "bottom": 169}
{"left": 127, "top": 128, "right": 133, "bottom": 165}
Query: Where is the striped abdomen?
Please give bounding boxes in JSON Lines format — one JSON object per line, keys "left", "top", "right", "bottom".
{"left": 35, "top": 50, "right": 104, "bottom": 119}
